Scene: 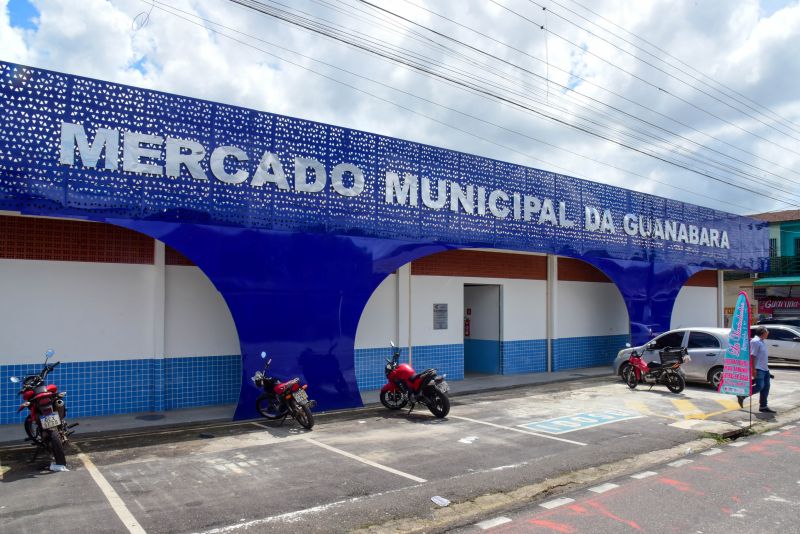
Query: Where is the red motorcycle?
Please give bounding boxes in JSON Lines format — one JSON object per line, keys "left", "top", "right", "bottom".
{"left": 252, "top": 352, "right": 316, "bottom": 429}
{"left": 380, "top": 341, "right": 450, "bottom": 418}
{"left": 623, "top": 343, "right": 689, "bottom": 394}
{"left": 10, "top": 349, "right": 75, "bottom": 469}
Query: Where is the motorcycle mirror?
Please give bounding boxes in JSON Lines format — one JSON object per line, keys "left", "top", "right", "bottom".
{"left": 260, "top": 351, "right": 267, "bottom": 359}
{"left": 625, "top": 343, "right": 631, "bottom": 348}
{"left": 267, "top": 359, "right": 272, "bottom": 366}
{"left": 44, "top": 349, "right": 55, "bottom": 361}
{"left": 390, "top": 340, "right": 396, "bottom": 348}
{"left": 10, "top": 376, "right": 20, "bottom": 383}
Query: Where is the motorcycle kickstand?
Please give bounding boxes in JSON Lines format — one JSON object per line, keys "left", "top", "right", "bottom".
{"left": 407, "top": 402, "right": 416, "bottom": 415}
{"left": 277, "top": 414, "right": 289, "bottom": 426}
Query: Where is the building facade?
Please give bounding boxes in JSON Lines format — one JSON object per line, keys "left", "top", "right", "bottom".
{"left": 0, "top": 61, "right": 768, "bottom": 422}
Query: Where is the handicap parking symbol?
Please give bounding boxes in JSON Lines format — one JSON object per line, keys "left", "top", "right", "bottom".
{"left": 520, "top": 409, "right": 643, "bottom": 434}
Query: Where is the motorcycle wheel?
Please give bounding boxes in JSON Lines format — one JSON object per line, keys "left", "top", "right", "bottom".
{"left": 666, "top": 372, "right": 685, "bottom": 394}
{"left": 293, "top": 404, "right": 315, "bottom": 430}
{"left": 255, "top": 394, "right": 288, "bottom": 420}
{"left": 624, "top": 366, "right": 638, "bottom": 389}
{"left": 380, "top": 389, "right": 408, "bottom": 410}
{"left": 427, "top": 390, "right": 450, "bottom": 418}
{"left": 47, "top": 430, "right": 67, "bottom": 466}
{"left": 24, "top": 418, "right": 39, "bottom": 441}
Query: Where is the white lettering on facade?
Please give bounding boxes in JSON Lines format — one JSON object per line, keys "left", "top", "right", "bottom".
{"left": 56, "top": 121, "right": 738, "bottom": 250}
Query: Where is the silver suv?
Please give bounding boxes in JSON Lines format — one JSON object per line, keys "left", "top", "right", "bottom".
{"left": 613, "top": 327, "right": 728, "bottom": 389}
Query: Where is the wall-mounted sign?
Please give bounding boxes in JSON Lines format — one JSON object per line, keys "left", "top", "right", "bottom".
{"left": 433, "top": 304, "right": 448, "bottom": 330}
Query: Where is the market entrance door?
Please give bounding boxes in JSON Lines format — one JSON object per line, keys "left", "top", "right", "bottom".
{"left": 464, "top": 284, "right": 501, "bottom": 374}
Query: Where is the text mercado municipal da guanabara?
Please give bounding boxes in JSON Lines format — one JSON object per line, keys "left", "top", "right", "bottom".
{"left": 59, "top": 122, "right": 730, "bottom": 249}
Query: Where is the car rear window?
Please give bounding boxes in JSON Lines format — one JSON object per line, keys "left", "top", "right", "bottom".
{"left": 687, "top": 331, "right": 720, "bottom": 349}
{"left": 652, "top": 332, "right": 684, "bottom": 349}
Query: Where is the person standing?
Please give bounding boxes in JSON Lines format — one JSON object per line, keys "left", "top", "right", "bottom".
{"left": 738, "top": 326, "right": 776, "bottom": 413}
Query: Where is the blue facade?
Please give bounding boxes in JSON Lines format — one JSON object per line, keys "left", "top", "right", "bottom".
{"left": 464, "top": 339, "right": 502, "bottom": 374}
{"left": 354, "top": 336, "right": 623, "bottom": 391}
{"left": 552, "top": 334, "right": 631, "bottom": 371}
{"left": 0, "top": 61, "right": 769, "bottom": 419}
{"left": 0, "top": 356, "right": 240, "bottom": 425}
{"left": 501, "top": 339, "right": 549, "bottom": 374}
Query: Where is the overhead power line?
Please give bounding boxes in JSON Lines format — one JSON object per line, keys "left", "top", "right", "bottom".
{"left": 137, "top": 0, "right": 799, "bottom": 213}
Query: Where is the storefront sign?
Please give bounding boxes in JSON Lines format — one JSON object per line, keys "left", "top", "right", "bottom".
{"left": 758, "top": 298, "right": 800, "bottom": 313}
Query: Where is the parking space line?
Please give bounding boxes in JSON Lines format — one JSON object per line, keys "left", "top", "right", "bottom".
{"left": 624, "top": 400, "right": 677, "bottom": 420}
{"left": 671, "top": 399, "right": 705, "bottom": 419}
{"left": 302, "top": 438, "right": 427, "bottom": 483}
{"left": 630, "top": 471, "right": 658, "bottom": 479}
{"left": 75, "top": 445, "right": 147, "bottom": 534}
{"left": 448, "top": 415, "right": 587, "bottom": 446}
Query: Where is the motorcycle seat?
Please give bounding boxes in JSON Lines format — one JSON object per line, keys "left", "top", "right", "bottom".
{"left": 274, "top": 378, "right": 299, "bottom": 394}
{"left": 411, "top": 369, "right": 436, "bottom": 383}
{"left": 647, "top": 362, "right": 662, "bottom": 368}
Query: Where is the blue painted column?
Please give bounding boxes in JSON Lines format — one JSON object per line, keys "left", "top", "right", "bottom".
{"left": 583, "top": 257, "right": 708, "bottom": 346}
{"left": 111, "top": 219, "right": 449, "bottom": 419}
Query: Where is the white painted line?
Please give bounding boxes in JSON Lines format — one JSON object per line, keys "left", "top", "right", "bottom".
{"left": 630, "top": 471, "right": 658, "bottom": 479}
{"left": 668, "top": 459, "right": 694, "bottom": 467}
{"left": 449, "top": 415, "right": 587, "bottom": 446}
{"left": 729, "top": 441, "right": 749, "bottom": 447}
{"left": 701, "top": 448, "right": 723, "bottom": 456}
{"left": 75, "top": 446, "right": 147, "bottom": 534}
{"left": 781, "top": 425, "right": 797, "bottom": 430}
{"left": 764, "top": 430, "right": 781, "bottom": 436}
{"left": 588, "top": 483, "right": 619, "bottom": 494}
{"left": 302, "top": 438, "right": 426, "bottom": 483}
{"left": 475, "top": 517, "right": 513, "bottom": 530}
{"left": 540, "top": 497, "right": 575, "bottom": 509}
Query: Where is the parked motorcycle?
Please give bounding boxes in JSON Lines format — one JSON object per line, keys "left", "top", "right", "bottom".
{"left": 623, "top": 343, "right": 690, "bottom": 394}
{"left": 252, "top": 352, "right": 316, "bottom": 429}
{"left": 10, "top": 349, "right": 76, "bottom": 469}
{"left": 380, "top": 341, "right": 450, "bottom": 418}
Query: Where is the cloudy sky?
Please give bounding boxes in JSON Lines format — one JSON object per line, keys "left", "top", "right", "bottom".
{"left": 2, "top": 0, "right": 799, "bottom": 216}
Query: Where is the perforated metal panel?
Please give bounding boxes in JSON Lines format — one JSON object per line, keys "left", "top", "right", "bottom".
{"left": 0, "top": 61, "right": 767, "bottom": 270}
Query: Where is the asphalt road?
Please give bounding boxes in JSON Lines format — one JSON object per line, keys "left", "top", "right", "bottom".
{"left": 453, "top": 424, "right": 800, "bottom": 533}
{"left": 3, "top": 368, "right": 800, "bottom": 534}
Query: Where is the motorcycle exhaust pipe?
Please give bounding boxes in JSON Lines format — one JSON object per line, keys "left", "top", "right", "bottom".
{"left": 55, "top": 398, "right": 66, "bottom": 419}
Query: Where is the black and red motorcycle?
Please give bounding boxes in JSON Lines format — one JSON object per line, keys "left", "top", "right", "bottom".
{"left": 252, "top": 352, "right": 316, "bottom": 429}
{"left": 380, "top": 341, "right": 450, "bottom": 418}
{"left": 10, "top": 349, "right": 76, "bottom": 469}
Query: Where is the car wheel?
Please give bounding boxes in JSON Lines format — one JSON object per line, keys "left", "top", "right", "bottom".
{"left": 708, "top": 366, "right": 723, "bottom": 390}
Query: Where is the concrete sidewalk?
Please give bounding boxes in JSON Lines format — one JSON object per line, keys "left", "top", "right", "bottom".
{"left": 0, "top": 366, "right": 613, "bottom": 445}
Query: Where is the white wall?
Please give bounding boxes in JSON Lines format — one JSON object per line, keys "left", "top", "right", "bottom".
{"left": 671, "top": 286, "right": 718, "bottom": 329}
{"left": 355, "top": 274, "right": 548, "bottom": 348}
{"left": 409, "top": 276, "right": 464, "bottom": 346}
{"left": 464, "top": 285, "right": 500, "bottom": 340}
{"left": 556, "top": 281, "right": 629, "bottom": 338}
{"left": 354, "top": 273, "right": 398, "bottom": 348}
{"left": 165, "top": 266, "right": 240, "bottom": 357}
{"left": 0, "top": 259, "right": 156, "bottom": 363}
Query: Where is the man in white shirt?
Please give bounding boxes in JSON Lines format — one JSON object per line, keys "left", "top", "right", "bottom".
{"left": 737, "top": 326, "right": 775, "bottom": 413}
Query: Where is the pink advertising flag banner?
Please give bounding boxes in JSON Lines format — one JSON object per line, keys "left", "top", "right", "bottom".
{"left": 719, "top": 291, "right": 751, "bottom": 396}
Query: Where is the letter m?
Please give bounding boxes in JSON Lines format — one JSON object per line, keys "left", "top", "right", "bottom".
{"left": 59, "top": 122, "right": 119, "bottom": 170}
{"left": 385, "top": 171, "right": 418, "bottom": 206}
